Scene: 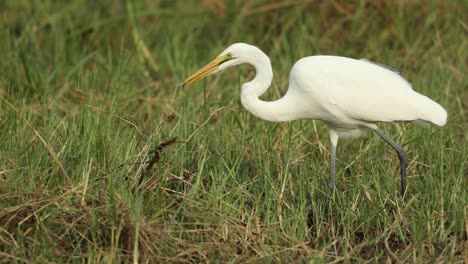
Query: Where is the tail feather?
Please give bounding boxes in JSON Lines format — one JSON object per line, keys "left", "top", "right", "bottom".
{"left": 418, "top": 95, "right": 447, "bottom": 126}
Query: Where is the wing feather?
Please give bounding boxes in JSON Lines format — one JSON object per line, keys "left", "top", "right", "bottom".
{"left": 359, "top": 58, "right": 413, "bottom": 88}
{"left": 291, "top": 56, "right": 446, "bottom": 126}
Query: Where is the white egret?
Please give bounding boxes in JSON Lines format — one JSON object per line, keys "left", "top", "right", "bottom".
{"left": 178, "top": 43, "right": 447, "bottom": 195}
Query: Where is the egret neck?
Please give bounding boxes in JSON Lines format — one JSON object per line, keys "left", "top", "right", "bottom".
{"left": 240, "top": 49, "right": 302, "bottom": 123}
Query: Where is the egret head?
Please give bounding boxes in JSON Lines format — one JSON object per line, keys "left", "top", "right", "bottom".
{"left": 178, "top": 43, "right": 257, "bottom": 88}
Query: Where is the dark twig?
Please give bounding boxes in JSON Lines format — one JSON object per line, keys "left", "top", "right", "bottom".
{"left": 135, "top": 137, "right": 178, "bottom": 190}
{"left": 145, "top": 137, "right": 178, "bottom": 173}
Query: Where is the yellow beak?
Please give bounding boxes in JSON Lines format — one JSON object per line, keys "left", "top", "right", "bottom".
{"left": 178, "top": 54, "right": 232, "bottom": 88}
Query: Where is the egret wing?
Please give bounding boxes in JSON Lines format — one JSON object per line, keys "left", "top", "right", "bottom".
{"left": 291, "top": 56, "right": 446, "bottom": 126}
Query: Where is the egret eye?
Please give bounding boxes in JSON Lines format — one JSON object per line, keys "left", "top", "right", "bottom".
{"left": 219, "top": 52, "right": 234, "bottom": 65}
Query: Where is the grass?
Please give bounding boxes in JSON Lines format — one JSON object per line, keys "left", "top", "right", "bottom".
{"left": 0, "top": 0, "right": 467, "bottom": 262}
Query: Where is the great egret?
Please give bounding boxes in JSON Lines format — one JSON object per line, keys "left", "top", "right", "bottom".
{"left": 178, "top": 43, "right": 447, "bottom": 195}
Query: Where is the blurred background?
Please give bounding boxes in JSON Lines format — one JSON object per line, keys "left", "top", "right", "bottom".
{"left": 0, "top": 0, "right": 466, "bottom": 262}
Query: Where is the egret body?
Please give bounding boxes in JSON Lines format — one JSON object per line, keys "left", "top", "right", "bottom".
{"left": 179, "top": 43, "right": 447, "bottom": 195}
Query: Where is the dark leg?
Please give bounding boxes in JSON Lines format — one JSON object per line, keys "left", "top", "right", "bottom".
{"left": 328, "top": 143, "right": 337, "bottom": 192}
{"left": 328, "top": 131, "right": 339, "bottom": 194}
{"left": 324, "top": 143, "right": 337, "bottom": 214}
{"left": 325, "top": 132, "right": 339, "bottom": 212}
{"left": 374, "top": 129, "right": 407, "bottom": 195}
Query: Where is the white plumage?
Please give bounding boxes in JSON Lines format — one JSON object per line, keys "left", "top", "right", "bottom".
{"left": 289, "top": 56, "right": 447, "bottom": 132}
{"left": 179, "top": 43, "right": 447, "bottom": 195}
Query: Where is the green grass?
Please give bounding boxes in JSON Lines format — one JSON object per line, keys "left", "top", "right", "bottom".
{"left": 0, "top": 0, "right": 466, "bottom": 262}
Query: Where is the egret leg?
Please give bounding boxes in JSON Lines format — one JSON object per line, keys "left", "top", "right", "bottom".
{"left": 327, "top": 131, "right": 339, "bottom": 193}
{"left": 328, "top": 143, "right": 337, "bottom": 192}
{"left": 374, "top": 129, "right": 407, "bottom": 195}
{"left": 324, "top": 131, "right": 339, "bottom": 213}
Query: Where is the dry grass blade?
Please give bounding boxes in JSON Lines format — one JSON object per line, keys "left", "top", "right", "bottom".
{"left": 127, "top": 1, "right": 159, "bottom": 78}
{"left": 241, "top": 0, "right": 298, "bottom": 17}
{"left": 0, "top": 94, "right": 69, "bottom": 180}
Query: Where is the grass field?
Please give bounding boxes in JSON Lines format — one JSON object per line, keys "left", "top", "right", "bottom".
{"left": 0, "top": 0, "right": 467, "bottom": 262}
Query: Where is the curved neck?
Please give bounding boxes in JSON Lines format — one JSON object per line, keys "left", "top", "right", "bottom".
{"left": 247, "top": 54, "right": 273, "bottom": 96}
{"left": 240, "top": 52, "right": 302, "bottom": 123}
